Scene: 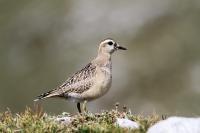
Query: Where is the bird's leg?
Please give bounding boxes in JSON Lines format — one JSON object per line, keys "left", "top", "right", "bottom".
{"left": 77, "top": 102, "right": 81, "bottom": 113}
{"left": 82, "top": 100, "right": 88, "bottom": 113}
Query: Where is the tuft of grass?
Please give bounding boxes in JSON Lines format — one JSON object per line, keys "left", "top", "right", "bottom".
{"left": 0, "top": 105, "right": 160, "bottom": 133}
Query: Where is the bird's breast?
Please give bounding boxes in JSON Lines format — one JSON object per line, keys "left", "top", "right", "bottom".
{"left": 81, "top": 66, "right": 112, "bottom": 101}
{"left": 98, "top": 67, "right": 112, "bottom": 89}
{"left": 94, "top": 67, "right": 112, "bottom": 94}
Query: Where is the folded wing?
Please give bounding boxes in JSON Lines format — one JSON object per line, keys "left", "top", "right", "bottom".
{"left": 34, "top": 63, "right": 96, "bottom": 101}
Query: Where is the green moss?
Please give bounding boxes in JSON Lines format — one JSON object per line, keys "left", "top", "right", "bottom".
{"left": 0, "top": 107, "right": 160, "bottom": 133}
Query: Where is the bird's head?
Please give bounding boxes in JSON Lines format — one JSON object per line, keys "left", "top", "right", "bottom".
{"left": 98, "top": 39, "right": 127, "bottom": 55}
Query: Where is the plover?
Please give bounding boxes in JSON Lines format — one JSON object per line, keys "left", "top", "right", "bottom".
{"left": 34, "top": 39, "right": 127, "bottom": 113}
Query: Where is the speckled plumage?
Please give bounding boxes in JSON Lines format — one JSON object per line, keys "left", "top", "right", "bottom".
{"left": 34, "top": 62, "right": 97, "bottom": 100}
{"left": 34, "top": 39, "right": 126, "bottom": 113}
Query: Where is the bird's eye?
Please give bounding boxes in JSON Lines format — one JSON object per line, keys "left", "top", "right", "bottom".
{"left": 108, "top": 41, "right": 113, "bottom": 45}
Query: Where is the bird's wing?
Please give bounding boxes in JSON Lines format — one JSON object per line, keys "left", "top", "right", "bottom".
{"left": 34, "top": 62, "right": 96, "bottom": 101}
{"left": 59, "top": 62, "right": 97, "bottom": 94}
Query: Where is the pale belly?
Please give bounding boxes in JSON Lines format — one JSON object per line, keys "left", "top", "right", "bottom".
{"left": 83, "top": 80, "right": 111, "bottom": 100}
{"left": 81, "top": 69, "right": 112, "bottom": 101}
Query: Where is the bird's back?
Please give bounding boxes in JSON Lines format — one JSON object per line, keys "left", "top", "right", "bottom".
{"left": 34, "top": 62, "right": 97, "bottom": 101}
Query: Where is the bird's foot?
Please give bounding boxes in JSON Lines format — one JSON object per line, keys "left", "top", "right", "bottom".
{"left": 82, "top": 100, "right": 88, "bottom": 114}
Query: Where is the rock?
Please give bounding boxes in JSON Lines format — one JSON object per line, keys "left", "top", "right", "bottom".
{"left": 147, "top": 116, "right": 200, "bottom": 133}
{"left": 115, "top": 118, "right": 139, "bottom": 129}
{"left": 56, "top": 116, "right": 72, "bottom": 125}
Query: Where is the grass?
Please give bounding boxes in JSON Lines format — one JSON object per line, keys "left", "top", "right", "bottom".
{"left": 0, "top": 104, "right": 161, "bottom": 133}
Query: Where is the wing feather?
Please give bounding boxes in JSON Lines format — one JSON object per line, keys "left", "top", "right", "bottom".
{"left": 34, "top": 62, "right": 96, "bottom": 101}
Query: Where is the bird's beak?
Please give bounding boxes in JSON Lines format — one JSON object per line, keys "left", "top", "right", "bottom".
{"left": 117, "top": 45, "right": 127, "bottom": 50}
{"left": 114, "top": 43, "right": 127, "bottom": 50}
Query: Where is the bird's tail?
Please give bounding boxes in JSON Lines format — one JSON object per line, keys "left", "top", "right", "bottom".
{"left": 34, "top": 89, "right": 58, "bottom": 102}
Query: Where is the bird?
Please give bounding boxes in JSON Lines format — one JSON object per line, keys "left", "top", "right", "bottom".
{"left": 34, "top": 39, "right": 127, "bottom": 113}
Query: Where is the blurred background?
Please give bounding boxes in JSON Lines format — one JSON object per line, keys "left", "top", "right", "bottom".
{"left": 0, "top": 0, "right": 200, "bottom": 115}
